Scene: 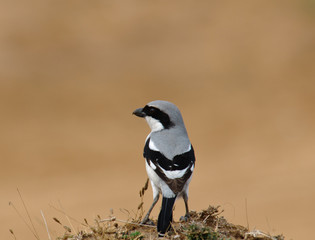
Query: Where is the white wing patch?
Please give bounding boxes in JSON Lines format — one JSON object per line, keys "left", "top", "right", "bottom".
{"left": 186, "top": 144, "right": 192, "bottom": 152}
{"left": 149, "top": 139, "right": 160, "bottom": 151}
{"left": 190, "top": 164, "right": 194, "bottom": 172}
{"left": 149, "top": 160, "right": 157, "bottom": 170}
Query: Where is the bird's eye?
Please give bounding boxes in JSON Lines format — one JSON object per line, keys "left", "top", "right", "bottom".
{"left": 149, "top": 108, "right": 156, "bottom": 113}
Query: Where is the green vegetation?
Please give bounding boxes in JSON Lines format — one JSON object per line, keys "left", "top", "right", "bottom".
{"left": 185, "top": 224, "right": 220, "bottom": 240}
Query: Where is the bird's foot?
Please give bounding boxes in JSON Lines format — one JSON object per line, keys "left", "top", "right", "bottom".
{"left": 158, "top": 233, "right": 167, "bottom": 238}
{"left": 140, "top": 216, "right": 155, "bottom": 226}
{"left": 179, "top": 213, "right": 190, "bottom": 222}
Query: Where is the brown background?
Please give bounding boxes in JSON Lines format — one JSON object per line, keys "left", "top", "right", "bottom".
{"left": 1, "top": 1, "right": 314, "bottom": 239}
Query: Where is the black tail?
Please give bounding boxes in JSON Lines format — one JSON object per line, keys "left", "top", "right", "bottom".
{"left": 157, "top": 196, "right": 176, "bottom": 236}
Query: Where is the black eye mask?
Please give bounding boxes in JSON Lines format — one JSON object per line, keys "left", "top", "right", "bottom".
{"left": 143, "top": 106, "right": 174, "bottom": 129}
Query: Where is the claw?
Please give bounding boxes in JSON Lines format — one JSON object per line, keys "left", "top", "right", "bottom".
{"left": 141, "top": 217, "right": 155, "bottom": 225}
{"left": 179, "top": 213, "right": 190, "bottom": 222}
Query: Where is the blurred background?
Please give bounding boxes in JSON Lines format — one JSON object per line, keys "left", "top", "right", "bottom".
{"left": 1, "top": 1, "right": 314, "bottom": 239}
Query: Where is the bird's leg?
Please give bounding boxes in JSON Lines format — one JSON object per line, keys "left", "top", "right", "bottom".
{"left": 180, "top": 193, "right": 190, "bottom": 222}
{"left": 141, "top": 194, "right": 160, "bottom": 224}
{"left": 184, "top": 194, "right": 190, "bottom": 218}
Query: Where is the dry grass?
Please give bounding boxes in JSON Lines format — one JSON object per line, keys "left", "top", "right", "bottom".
{"left": 51, "top": 181, "right": 285, "bottom": 240}
{"left": 9, "top": 181, "right": 285, "bottom": 240}
{"left": 53, "top": 205, "right": 285, "bottom": 240}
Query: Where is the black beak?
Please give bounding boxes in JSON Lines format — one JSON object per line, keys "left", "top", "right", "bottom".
{"left": 133, "top": 108, "right": 146, "bottom": 118}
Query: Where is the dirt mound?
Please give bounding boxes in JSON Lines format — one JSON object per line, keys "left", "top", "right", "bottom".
{"left": 56, "top": 205, "right": 284, "bottom": 240}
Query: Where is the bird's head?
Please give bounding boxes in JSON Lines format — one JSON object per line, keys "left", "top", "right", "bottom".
{"left": 133, "top": 100, "right": 185, "bottom": 132}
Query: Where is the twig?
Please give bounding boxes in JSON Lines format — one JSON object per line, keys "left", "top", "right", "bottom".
{"left": 170, "top": 222, "right": 179, "bottom": 236}
{"left": 58, "top": 200, "right": 77, "bottom": 235}
{"left": 245, "top": 198, "right": 249, "bottom": 230}
{"left": 202, "top": 214, "right": 210, "bottom": 223}
{"left": 99, "top": 217, "right": 116, "bottom": 222}
{"left": 245, "top": 229, "right": 278, "bottom": 240}
{"left": 49, "top": 204, "right": 87, "bottom": 227}
{"left": 17, "top": 188, "right": 40, "bottom": 239}
{"left": 266, "top": 216, "right": 272, "bottom": 235}
{"left": 215, "top": 217, "right": 220, "bottom": 232}
{"left": 99, "top": 218, "right": 155, "bottom": 228}
{"left": 9, "top": 201, "right": 39, "bottom": 240}
{"left": 9, "top": 229, "right": 17, "bottom": 240}
{"left": 212, "top": 208, "right": 224, "bottom": 217}
{"left": 41, "top": 210, "right": 52, "bottom": 240}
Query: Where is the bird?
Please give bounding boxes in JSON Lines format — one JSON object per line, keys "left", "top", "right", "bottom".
{"left": 133, "top": 100, "right": 195, "bottom": 237}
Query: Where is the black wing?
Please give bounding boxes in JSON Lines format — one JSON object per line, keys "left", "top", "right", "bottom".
{"left": 143, "top": 138, "right": 195, "bottom": 194}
